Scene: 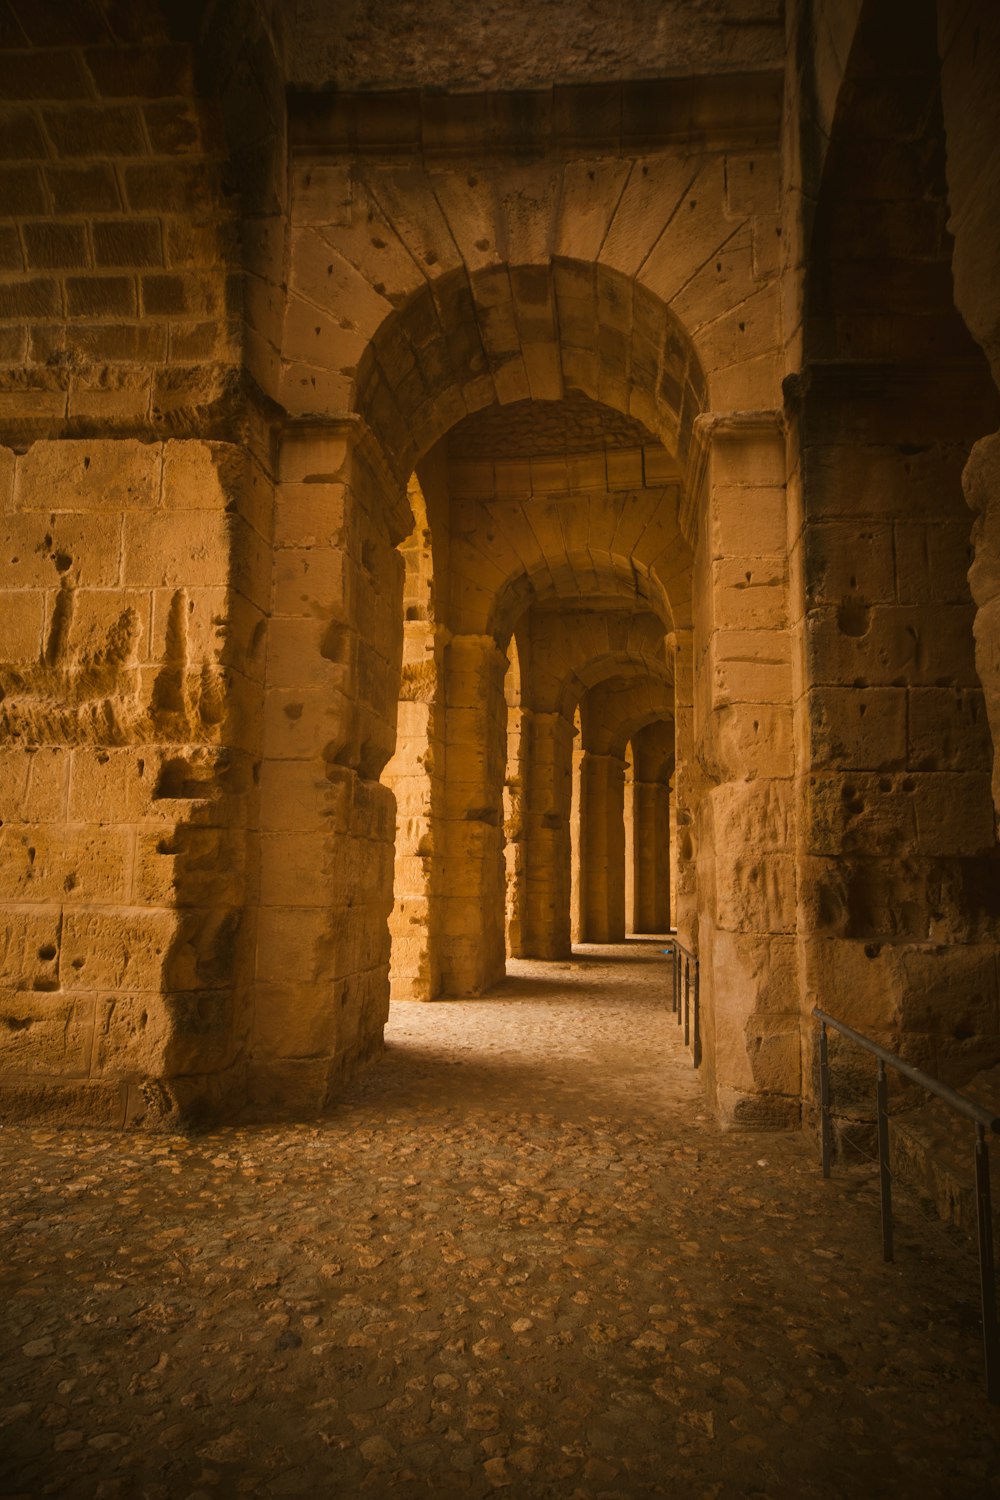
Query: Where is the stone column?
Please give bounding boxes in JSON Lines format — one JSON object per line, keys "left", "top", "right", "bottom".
{"left": 251, "top": 422, "right": 408, "bottom": 1112}
{"left": 624, "top": 765, "right": 636, "bottom": 933}
{"left": 569, "top": 735, "right": 583, "bottom": 944}
{"left": 633, "top": 779, "right": 671, "bottom": 933}
{"left": 693, "top": 415, "right": 798, "bottom": 1128}
{"left": 669, "top": 775, "right": 678, "bottom": 928}
{"left": 671, "top": 630, "right": 697, "bottom": 944}
{"left": 503, "top": 703, "right": 530, "bottom": 958}
{"left": 579, "top": 751, "right": 626, "bottom": 943}
{"left": 521, "top": 710, "right": 574, "bottom": 958}
{"left": 384, "top": 620, "right": 446, "bottom": 1001}
{"left": 438, "top": 633, "right": 508, "bottom": 994}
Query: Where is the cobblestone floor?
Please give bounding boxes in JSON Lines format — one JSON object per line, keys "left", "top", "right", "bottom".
{"left": 1, "top": 941, "right": 998, "bottom": 1499}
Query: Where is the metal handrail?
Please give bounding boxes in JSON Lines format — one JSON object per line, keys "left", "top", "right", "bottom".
{"left": 813, "top": 1005, "right": 1000, "bottom": 1403}
{"left": 663, "top": 937, "right": 701, "bottom": 1068}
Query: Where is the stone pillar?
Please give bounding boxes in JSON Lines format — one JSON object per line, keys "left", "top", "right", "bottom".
{"left": 569, "top": 734, "right": 583, "bottom": 944}
{"left": 669, "top": 775, "right": 678, "bottom": 929}
{"left": 521, "top": 710, "right": 574, "bottom": 958}
{"left": 438, "top": 633, "right": 508, "bottom": 994}
{"left": 504, "top": 703, "right": 530, "bottom": 959}
{"left": 250, "top": 422, "right": 408, "bottom": 1112}
{"left": 384, "top": 621, "right": 446, "bottom": 1001}
{"left": 624, "top": 765, "right": 636, "bottom": 933}
{"left": 693, "top": 415, "right": 799, "bottom": 1128}
{"left": 671, "top": 631, "right": 697, "bottom": 944}
{"left": 579, "top": 751, "right": 626, "bottom": 943}
{"left": 633, "top": 780, "right": 671, "bottom": 933}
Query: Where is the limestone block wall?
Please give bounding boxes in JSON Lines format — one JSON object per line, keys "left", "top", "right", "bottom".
{"left": 791, "top": 366, "right": 1000, "bottom": 1098}
{"left": 0, "top": 435, "right": 268, "bottom": 1124}
{"left": 0, "top": 11, "right": 240, "bottom": 444}
{"left": 937, "top": 0, "right": 1000, "bottom": 826}
{"left": 787, "top": 0, "right": 1000, "bottom": 1115}
{"left": 288, "top": 0, "right": 783, "bottom": 93}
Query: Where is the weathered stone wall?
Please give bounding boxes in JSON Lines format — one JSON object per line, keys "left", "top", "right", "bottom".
{"left": 0, "top": 5, "right": 241, "bottom": 444}
{"left": 287, "top": 0, "right": 783, "bottom": 92}
{"left": 0, "top": 435, "right": 268, "bottom": 1123}
{"left": 790, "top": 0, "right": 1000, "bottom": 1112}
{"left": 937, "top": 0, "right": 1000, "bottom": 826}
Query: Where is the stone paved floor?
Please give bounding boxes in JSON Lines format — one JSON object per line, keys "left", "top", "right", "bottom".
{"left": 1, "top": 940, "right": 998, "bottom": 1499}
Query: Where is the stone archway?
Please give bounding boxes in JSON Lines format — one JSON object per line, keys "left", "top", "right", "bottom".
{"left": 239, "top": 98, "right": 798, "bottom": 1123}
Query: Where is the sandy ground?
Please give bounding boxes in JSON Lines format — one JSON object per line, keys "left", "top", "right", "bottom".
{"left": 1, "top": 940, "right": 997, "bottom": 1498}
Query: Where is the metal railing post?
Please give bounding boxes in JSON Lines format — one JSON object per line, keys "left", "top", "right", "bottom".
{"left": 692, "top": 960, "right": 701, "bottom": 1069}
{"left": 819, "top": 1021, "right": 832, "bottom": 1180}
{"left": 875, "top": 1057, "right": 894, "bottom": 1263}
{"left": 683, "top": 956, "right": 690, "bottom": 1048}
{"left": 974, "top": 1125, "right": 1000, "bottom": 1404}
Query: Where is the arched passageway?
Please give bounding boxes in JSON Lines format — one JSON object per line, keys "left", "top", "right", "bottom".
{"left": 3, "top": 0, "right": 998, "bottom": 1155}
{"left": 252, "top": 152, "right": 796, "bottom": 1120}
{"left": 2, "top": 4, "right": 1000, "bottom": 1486}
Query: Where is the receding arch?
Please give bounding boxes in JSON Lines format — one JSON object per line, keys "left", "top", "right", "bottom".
{"left": 355, "top": 258, "right": 710, "bottom": 521}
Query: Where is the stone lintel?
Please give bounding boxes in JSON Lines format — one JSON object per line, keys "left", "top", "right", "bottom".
{"left": 288, "top": 73, "right": 783, "bottom": 159}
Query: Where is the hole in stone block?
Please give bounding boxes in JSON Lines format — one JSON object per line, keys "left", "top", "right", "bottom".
{"left": 837, "top": 598, "right": 870, "bottom": 636}
{"left": 320, "top": 620, "right": 350, "bottom": 664}
{"left": 465, "top": 807, "right": 500, "bottom": 826}
{"left": 37, "top": 944, "right": 57, "bottom": 961}
{"left": 154, "top": 756, "right": 216, "bottom": 799}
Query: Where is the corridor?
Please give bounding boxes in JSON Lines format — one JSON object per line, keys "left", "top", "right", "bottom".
{"left": 0, "top": 944, "right": 994, "bottom": 1499}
